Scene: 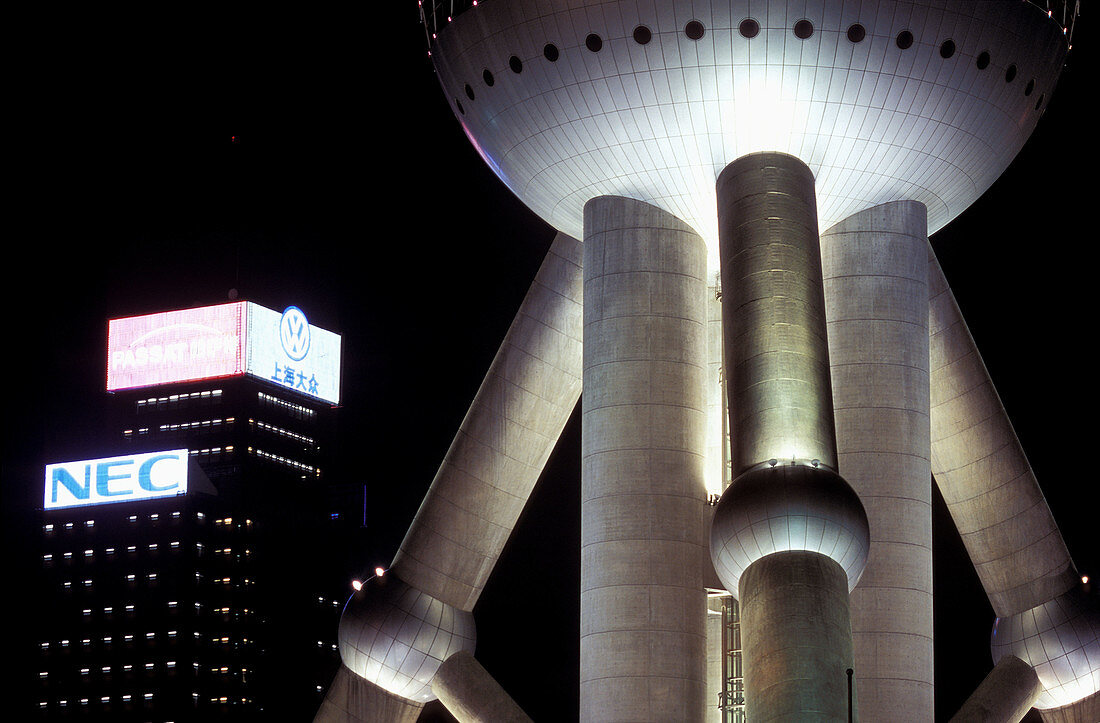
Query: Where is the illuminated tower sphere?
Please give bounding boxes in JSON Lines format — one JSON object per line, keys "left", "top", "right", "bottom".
{"left": 338, "top": 1, "right": 1093, "bottom": 721}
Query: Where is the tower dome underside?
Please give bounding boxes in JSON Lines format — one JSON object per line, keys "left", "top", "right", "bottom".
{"left": 431, "top": 0, "right": 1066, "bottom": 268}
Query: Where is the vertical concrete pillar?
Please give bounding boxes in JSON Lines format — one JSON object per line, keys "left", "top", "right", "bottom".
{"left": 821, "top": 201, "right": 934, "bottom": 720}
{"left": 710, "top": 152, "right": 869, "bottom": 722}
{"left": 581, "top": 195, "right": 709, "bottom": 722}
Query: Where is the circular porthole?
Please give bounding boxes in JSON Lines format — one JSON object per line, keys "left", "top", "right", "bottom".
{"left": 794, "top": 19, "right": 814, "bottom": 40}
{"left": 633, "top": 25, "right": 652, "bottom": 45}
{"left": 586, "top": 33, "right": 603, "bottom": 52}
{"left": 455, "top": 99, "right": 465, "bottom": 115}
{"left": 482, "top": 69, "right": 495, "bottom": 86}
{"left": 739, "top": 18, "right": 760, "bottom": 38}
{"left": 1034, "top": 93, "right": 1044, "bottom": 110}
{"left": 1025, "top": 78, "right": 1035, "bottom": 96}
{"left": 544, "top": 43, "right": 559, "bottom": 62}
{"left": 940, "top": 39, "right": 956, "bottom": 59}
{"left": 685, "top": 20, "right": 705, "bottom": 40}
{"left": 464, "top": 83, "right": 475, "bottom": 101}
{"left": 976, "top": 51, "right": 990, "bottom": 70}
{"left": 896, "top": 30, "right": 914, "bottom": 50}
{"left": 1004, "top": 64, "right": 1017, "bottom": 82}
{"left": 847, "top": 24, "right": 866, "bottom": 43}
{"left": 509, "top": 55, "right": 523, "bottom": 74}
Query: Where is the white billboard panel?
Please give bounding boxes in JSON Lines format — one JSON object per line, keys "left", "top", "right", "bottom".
{"left": 245, "top": 303, "right": 342, "bottom": 405}
{"left": 45, "top": 449, "right": 190, "bottom": 510}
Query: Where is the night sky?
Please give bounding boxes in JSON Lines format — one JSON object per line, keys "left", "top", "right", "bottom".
{"left": 6, "top": 5, "right": 1094, "bottom": 721}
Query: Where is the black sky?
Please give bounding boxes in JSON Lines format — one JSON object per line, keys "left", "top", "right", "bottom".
{"left": 6, "top": 4, "right": 1095, "bottom": 721}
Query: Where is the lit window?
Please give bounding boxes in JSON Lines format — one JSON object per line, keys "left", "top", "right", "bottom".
{"left": 85, "top": 520, "right": 94, "bottom": 528}
{"left": 145, "top": 663, "right": 155, "bottom": 670}
{"left": 150, "top": 514, "right": 159, "bottom": 521}
{"left": 129, "top": 515, "right": 137, "bottom": 522}
{"left": 82, "top": 609, "right": 91, "bottom": 616}
{"left": 62, "top": 581, "right": 71, "bottom": 589}
{"left": 63, "top": 552, "right": 72, "bottom": 559}
{"left": 105, "top": 547, "right": 116, "bottom": 555}
{"left": 43, "top": 554, "right": 53, "bottom": 562}
{"left": 39, "top": 671, "right": 48, "bottom": 678}
{"left": 125, "top": 604, "right": 135, "bottom": 612}
{"left": 65, "top": 522, "right": 74, "bottom": 530}
{"left": 127, "top": 545, "right": 136, "bottom": 553}
{"left": 126, "top": 574, "right": 136, "bottom": 582}
{"left": 44, "top": 524, "right": 54, "bottom": 533}
{"left": 80, "top": 668, "right": 90, "bottom": 675}
{"left": 84, "top": 549, "right": 93, "bottom": 558}
{"left": 83, "top": 579, "right": 92, "bottom": 587}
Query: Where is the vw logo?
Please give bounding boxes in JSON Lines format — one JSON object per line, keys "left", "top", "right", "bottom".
{"left": 280, "top": 306, "right": 311, "bottom": 361}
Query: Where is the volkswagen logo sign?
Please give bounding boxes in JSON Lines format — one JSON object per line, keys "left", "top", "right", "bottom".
{"left": 280, "top": 306, "right": 311, "bottom": 361}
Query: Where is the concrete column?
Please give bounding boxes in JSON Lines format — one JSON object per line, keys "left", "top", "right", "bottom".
{"left": 928, "top": 246, "right": 1099, "bottom": 716}
{"left": 392, "top": 231, "right": 585, "bottom": 611}
{"left": 820, "top": 201, "right": 934, "bottom": 720}
{"left": 950, "top": 655, "right": 1043, "bottom": 723}
{"left": 740, "top": 551, "right": 855, "bottom": 722}
{"left": 326, "top": 232, "right": 585, "bottom": 718}
{"left": 709, "top": 153, "right": 869, "bottom": 722}
{"left": 581, "top": 195, "right": 709, "bottom": 722}
{"left": 432, "top": 650, "right": 534, "bottom": 723}
{"left": 313, "top": 663, "right": 424, "bottom": 723}
{"left": 927, "top": 246, "right": 1076, "bottom": 617}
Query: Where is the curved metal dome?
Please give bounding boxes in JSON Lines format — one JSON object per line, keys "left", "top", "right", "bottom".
{"left": 430, "top": 0, "right": 1067, "bottom": 270}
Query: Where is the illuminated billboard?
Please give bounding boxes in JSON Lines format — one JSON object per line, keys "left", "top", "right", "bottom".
{"left": 45, "top": 449, "right": 190, "bottom": 510}
{"left": 107, "top": 302, "right": 341, "bottom": 404}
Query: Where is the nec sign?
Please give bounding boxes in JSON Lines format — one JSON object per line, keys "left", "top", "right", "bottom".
{"left": 45, "top": 449, "right": 189, "bottom": 510}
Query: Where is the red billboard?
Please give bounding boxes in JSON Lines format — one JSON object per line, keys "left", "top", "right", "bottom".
{"left": 106, "top": 303, "right": 247, "bottom": 391}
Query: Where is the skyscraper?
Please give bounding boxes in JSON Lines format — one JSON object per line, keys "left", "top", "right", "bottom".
{"left": 35, "top": 301, "right": 350, "bottom": 721}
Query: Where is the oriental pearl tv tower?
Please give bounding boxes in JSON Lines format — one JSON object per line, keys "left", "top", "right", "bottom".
{"left": 317, "top": 2, "right": 1095, "bottom": 722}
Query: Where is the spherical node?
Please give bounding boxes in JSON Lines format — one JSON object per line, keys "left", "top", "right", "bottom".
{"left": 991, "top": 587, "right": 1100, "bottom": 709}
{"left": 338, "top": 574, "right": 476, "bottom": 703}
{"left": 709, "top": 463, "right": 870, "bottom": 598}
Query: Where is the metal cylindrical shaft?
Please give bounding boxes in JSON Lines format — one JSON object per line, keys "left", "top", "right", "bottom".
{"left": 581, "top": 195, "right": 709, "bottom": 722}
{"left": 740, "top": 551, "right": 855, "bottom": 722}
{"left": 711, "top": 153, "right": 869, "bottom": 722}
{"left": 716, "top": 152, "right": 837, "bottom": 476}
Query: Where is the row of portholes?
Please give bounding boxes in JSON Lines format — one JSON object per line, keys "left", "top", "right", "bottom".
{"left": 456, "top": 18, "right": 1045, "bottom": 114}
